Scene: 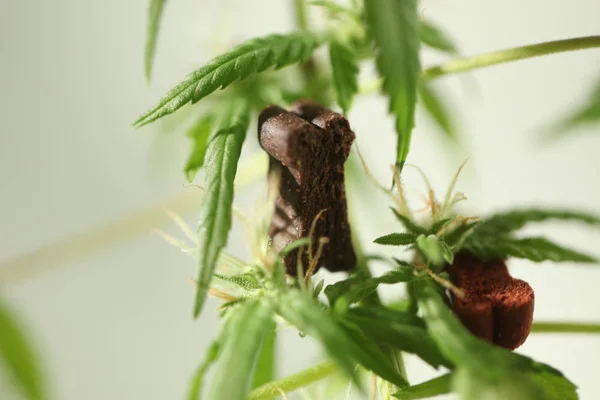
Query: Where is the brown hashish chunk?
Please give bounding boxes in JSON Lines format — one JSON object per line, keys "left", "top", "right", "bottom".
{"left": 448, "top": 251, "right": 535, "bottom": 350}
{"left": 258, "top": 100, "right": 357, "bottom": 275}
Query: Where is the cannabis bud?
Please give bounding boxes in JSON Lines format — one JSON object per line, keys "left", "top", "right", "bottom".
{"left": 258, "top": 101, "right": 357, "bottom": 275}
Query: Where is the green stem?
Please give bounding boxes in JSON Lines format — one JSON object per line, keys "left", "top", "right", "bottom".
{"left": 531, "top": 321, "right": 600, "bottom": 334}
{"left": 293, "top": 0, "right": 309, "bottom": 32}
{"left": 422, "top": 36, "right": 600, "bottom": 81}
{"left": 248, "top": 360, "right": 338, "bottom": 400}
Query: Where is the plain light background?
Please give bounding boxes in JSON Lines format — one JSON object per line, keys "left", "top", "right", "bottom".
{"left": 1, "top": 0, "right": 599, "bottom": 399}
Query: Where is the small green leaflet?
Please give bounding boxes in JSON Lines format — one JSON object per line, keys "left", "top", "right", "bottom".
{"left": 134, "top": 32, "right": 324, "bottom": 126}
{"left": 213, "top": 273, "right": 261, "bottom": 291}
{"left": 0, "top": 297, "right": 45, "bottom": 400}
{"left": 184, "top": 114, "right": 213, "bottom": 182}
{"left": 476, "top": 208, "right": 600, "bottom": 235}
{"left": 464, "top": 235, "right": 596, "bottom": 263}
{"left": 364, "top": 0, "right": 420, "bottom": 167}
{"left": 186, "top": 332, "right": 223, "bottom": 400}
{"left": 429, "top": 218, "right": 452, "bottom": 235}
{"left": 251, "top": 319, "right": 277, "bottom": 389}
{"left": 393, "top": 373, "right": 452, "bottom": 400}
{"left": 207, "top": 299, "right": 274, "bottom": 400}
{"left": 144, "top": 0, "right": 167, "bottom": 83}
{"left": 194, "top": 99, "right": 250, "bottom": 317}
{"left": 416, "top": 235, "right": 453, "bottom": 267}
{"left": 545, "top": 75, "right": 600, "bottom": 140}
{"left": 391, "top": 208, "right": 428, "bottom": 235}
{"left": 277, "top": 290, "right": 408, "bottom": 388}
{"left": 418, "top": 20, "right": 459, "bottom": 141}
{"left": 329, "top": 40, "right": 359, "bottom": 113}
{"left": 374, "top": 232, "right": 418, "bottom": 246}
{"left": 419, "top": 21, "right": 458, "bottom": 55}
{"left": 325, "top": 265, "right": 414, "bottom": 307}
{"left": 418, "top": 82, "right": 457, "bottom": 140}
{"left": 441, "top": 219, "right": 481, "bottom": 249}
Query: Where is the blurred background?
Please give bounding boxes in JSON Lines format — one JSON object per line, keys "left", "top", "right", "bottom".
{"left": 1, "top": 0, "right": 599, "bottom": 398}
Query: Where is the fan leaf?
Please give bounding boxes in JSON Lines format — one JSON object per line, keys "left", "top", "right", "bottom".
{"left": 393, "top": 373, "right": 452, "bottom": 400}
{"left": 419, "top": 21, "right": 458, "bottom": 54}
{"left": 144, "top": 0, "right": 168, "bottom": 82}
{"left": 194, "top": 98, "right": 250, "bottom": 317}
{"left": 464, "top": 235, "right": 596, "bottom": 263}
{"left": 134, "top": 32, "right": 323, "bottom": 126}
{"left": 418, "top": 82, "right": 457, "bottom": 140}
{"left": 184, "top": 114, "right": 213, "bottom": 182}
{"left": 364, "top": 0, "right": 420, "bottom": 166}
{"left": 546, "top": 75, "right": 600, "bottom": 139}
{"left": 186, "top": 328, "right": 224, "bottom": 400}
{"left": 329, "top": 40, "right": 360, "bottom": 113}
{"left": 374, "top": 232, "right": 418, "bottom": 246}
{"left": 207, "top": 299, "right": 274, "bottom": 400}
{"left": 0, "top": 297, "right": 45, "bottom": 400}
{"left": 251, "top": 319, "right": 277, "bottom": 389}
{"left": 477, "top": 208, "right": 600, "bottom": 235}
{"left": 346, "top": 308, "right": 449, "bottom": 369}
{"left": 277, "top": 290, "right": 408, "bottom": 388}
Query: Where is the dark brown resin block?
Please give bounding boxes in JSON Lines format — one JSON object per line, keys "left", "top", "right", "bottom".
{"left": 258, "top": 101, "right": 357, "bottom": 275}
{"left": 448, "top": 252, "right": 535, "bottom": 350}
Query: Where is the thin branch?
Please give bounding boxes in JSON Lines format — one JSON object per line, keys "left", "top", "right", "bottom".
{"left": 531, "top": 321, "right": 600, "bottom": 334}
{"left": 422, "top": 36, "right": 600, "bottom": 81}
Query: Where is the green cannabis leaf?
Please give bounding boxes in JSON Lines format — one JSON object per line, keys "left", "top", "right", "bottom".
{"left": 419, "top": 21, "right": 458, "bottom": 55}
{"left": 134, "top": 32, "right": 324, "bottom": 126}
{"left": 194, "top": 99, "right": 250, "bottom": 317}
{"left": 393, "top": 373, "right": 452, "bottom": 399}
{"left": 184, "top": 114, "right": 213, "bottom": 182}
{"left": 325, "top": 264, "right": 415, "bottom": 307}
{"left": 186, "top": 331, "right": 223, "bottom": 400}
{"left": 0, "top": 297, "right": 45, "bottom": 400}
{"left": 464, "top": 235, "right": 597, "bottom": 263}
{"left": 391, "top": 208, "right": 428, "bottom": 235}
{"left": 416, "top": 235, "right": 454, "bottom": 267}
{"left": 364, "top": 0, "right": 421, "bottom": 167}
{"left": 277, "top": 290, "right": 408, "bottom": 388}
{"left": 214, "top": 273, "right": 261, "bottom": 291}
{"left": 418, "top": 82, "right": 457, "bottom": 140}
{"left": 207, "top": 299, "right": 274, "bottom": 400}
{"left": 345, "top": 308, "right": 449, "bottom": 369}
{"left": 374, "top": 232, "right": 418, "bottom": 246}
{"left": 477, "top": 208, "right": 600, "bottom": 234}
{"left": 276, "top": 290, "right": 359, "bottom": 384}
{"left": 329, "top": 40, "right": 359, "bottom": 113}
{"left": 251, "top": 320, "right": 277, "bottom": 389}
{"left": 457, "top": 208, "right": 599, "bottom": 263}
{"left": 545, "top": 75, "right": 600, "bottom": 140}
{"left": 144, "top": 0, "right": 167, "bottom": 82}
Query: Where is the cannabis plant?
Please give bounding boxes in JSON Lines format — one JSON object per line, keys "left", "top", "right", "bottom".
{"left": 2, "top": 1, "right": 600, "bottom": 400}
{"left": 137, "top": 1, "right": 599, "bottom": 399}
